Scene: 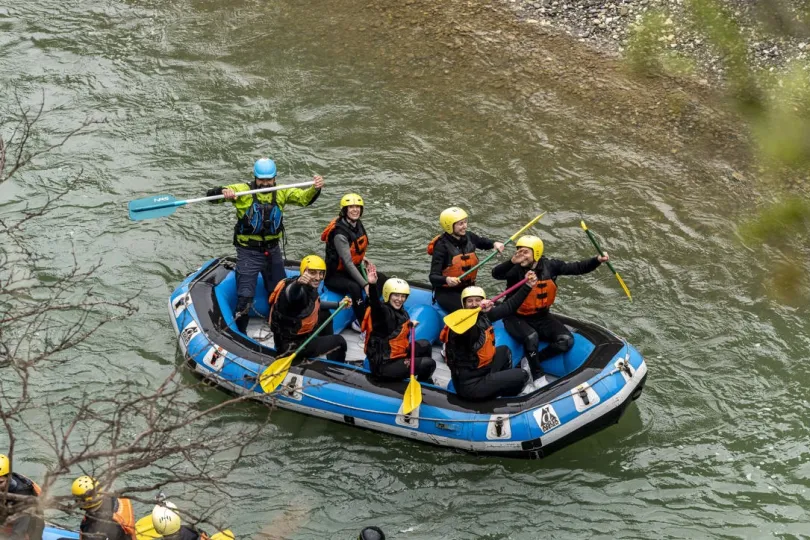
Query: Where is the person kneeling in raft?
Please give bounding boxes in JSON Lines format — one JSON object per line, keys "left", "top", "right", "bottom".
{"left": 428, "top": 207, "right": 504, "bottom": 314}
{"left": 492, "top": 235, "right": 608, "bottom": 382}
{"left": 441, "top": 273, "right": 537, "bottom": 402}
{"left": 360, "top": 266, "right": 436, "bottom": 383}
{"left": 268, "top": 255, "right": 351, "bottom": 362}
{"left": 321, "top": 193, "right": 388, "bottom": 333}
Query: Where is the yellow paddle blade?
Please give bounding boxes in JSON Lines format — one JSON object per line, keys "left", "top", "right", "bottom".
{"left": 210, "top": 530, "right": 235, "bottom": 540}
{"left": 614, "top": 272, "right": 633, "bottom": 302}
{"left": 442, "top": 307, "right": 482, "bottom": 334}
{"left": 509, "top": 212, "right": 546, "bottom": 242}
{"left": 580, "top": 220, "right": 588, "bottom": 231}
{"left": 135, "top": 516, "right": 162, "bottom": 540}
{"left": 259, "top": 353, "right": 296, "bottom": 393}
{"left": 402, "top": 375, "right": 422, "bottom": 415}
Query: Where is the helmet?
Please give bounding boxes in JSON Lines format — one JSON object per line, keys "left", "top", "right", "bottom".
{"left": 71, "top": 476, "right": 102, "bottom": 509}
{"left": 359, "top": 527, "right": 385, "bottom": 540}
{"left": 515, "top": 235, "right": 544, "bottom": 261}
{"left": 152, "top": 501, "right": 182, "bottom": 536}
{"left": 0, "top": 454, "right": 9, "bottom": 476}
{"left": 460, "top": 286, "right": 486, "bottom": 305}
{"left": 300, "top": 255, "right": 326, "bottom": 274}
{"left": 253, "top": 158, "right": 277, "bottom": 179}
{"left": 439, "top": 207, "right": 468, "bottom": 235}
{"left": 340, "top": 193, "right": 364, "bottom": 209}
{"left": 382, "top": 278, "right": 410, "bottom": 302}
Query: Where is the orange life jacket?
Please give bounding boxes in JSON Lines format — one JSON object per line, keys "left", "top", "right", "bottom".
{"left": 427, "top": 234, "right": 479, "bottom": 286}
{"left": 268, "top": 278, "right": 320, "bottom": 338}
{"left": 440, "top": 321, "right": 496, "bottom": 370}
{"left": 361, "top": 307, "right": 410, "bottom": 360}
{"left": 322, "top": 218, "right": 368, "bottom": 272}
{"left": 31, "top": 481, "right": 41, "bottom": 496}
{"left": 517, "top": 279, "right": 557, "bottom": 315}
{"left": 113, "top": 498, "right": 137, "bottom": 540}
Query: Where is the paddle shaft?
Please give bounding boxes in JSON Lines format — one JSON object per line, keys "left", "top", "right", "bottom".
{"left": 135, "top": 181, "right": 315, "bottom": 213}
{"left": 288, "top": 300, "right": 349, "bottom": 358}
{"left": 491, "top": 275, "right": 530, "bottom": 303}
{"left": 457, "top": 212, "right": 545, "bottom": 280}
{"left": 409, "top": 323, "right": 416, "bottom": 377}
{"left": 583, "top": 228, "right": 618, "bottom": 274}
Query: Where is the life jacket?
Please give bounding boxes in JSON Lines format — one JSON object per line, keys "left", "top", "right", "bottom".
{"left": 80, "top": 497, "right": 136, "bottom": 540}
{"left": 427, "top": 234, "right": 479, "bottom": 286}
{"left": 322, "top": 218, "right": 368, "bottom": 273}
{"left": 268, "top": 278, "right": 320, "bottom": 343}
{"left": 7, "top": 473, "right": 40, "bottom": 498}
{"left": 234, "top": 189, "right": 283, "bottom": 239}
{"left": 517, "top": 279, "right": 557, "bottom": 315}
{"left": 361, "top": 306, "right": 410, "bottom": 364}
{"left": 440, "top": 317, "right": 496, "bottom": 372}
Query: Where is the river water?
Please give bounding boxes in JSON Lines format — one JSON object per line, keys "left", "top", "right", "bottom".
{"left": 2, "top": 0, "right": 809, "bottom": 538}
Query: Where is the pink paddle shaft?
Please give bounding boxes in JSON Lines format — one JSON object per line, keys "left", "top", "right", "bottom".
{"left": 409, "top": 323, "right": 416, "bottom": 377}
{"left": 490, "top": 276, "right": 530, "bottom": 303}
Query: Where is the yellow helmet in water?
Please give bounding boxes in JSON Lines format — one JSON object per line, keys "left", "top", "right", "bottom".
{"left": 0, "top": 454, "right": 10, "bottom": 477}
{"left": 340, "top": 193, "right": 364, "bottom": 208}
{"left": 152, "top": 501, "right": 182, "bottom": 536}
{"left": 439, "top": 207, "right": 468, "bottom": 235}
{"left": 72, "top": 476, "right": 102, "bottom": 510}
{"left": 382, "top": 278, "right": 410, "bottom": 302}
{"left": 515, "top": 235, "right": 544, "bottom": 261}
{"left": 300, "top": 255, "right": 326, "bottom": 275}
{"left": 460, "top": 286, "right": 486, "bottom": 306}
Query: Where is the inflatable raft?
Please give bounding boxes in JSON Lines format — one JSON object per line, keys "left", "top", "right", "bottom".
{"left": 169, "top": 257, "right": 647, "bottom": 459}
{"left": 43, "top": 525, "right": 79, "bottom": 540}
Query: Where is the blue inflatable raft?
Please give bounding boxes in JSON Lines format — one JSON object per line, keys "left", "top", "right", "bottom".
{"left": 169, "top": 257, "right": 647, "bottom": 459}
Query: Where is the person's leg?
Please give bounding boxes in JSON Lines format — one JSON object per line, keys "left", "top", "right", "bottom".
{"left": 374, "top": 359, "right": 410, "bottom": 380}
{"left": 316, "top": 307, "right": 335, "bottom": 335}
{"left": 414, "top": 339, "right": 432, "bottom": 358}
{"left": 301, "top": 334, "right": 347, "bottom": 362}
{"left": 457, "top": 368, "right": 528, "bottom": 401}
{"left": 489, "top": 345, "right": 513, "bottom": 372}
{"left": 434, "top": 288, "right": 462, "bottom": 313}
{"left": 504, "top": 317, "right": 542, "bottom": 377}
{"left": 325, "top": 271, "right": 366, "bottom": 324}
{"left": 261, "top": 244, "right": 286, "bottom": 300}
{"left": 532, "top": 315, "right": 574, "bottom": 364}
{"left": 235, "top": 247, "right": 263, "bottom": 333}
{"left": 414, "top": 356, "right": 436, "bottom": 382}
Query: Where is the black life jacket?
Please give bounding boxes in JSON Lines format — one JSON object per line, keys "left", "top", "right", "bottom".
{"left": 269, "top": 278, "right": 321, "bottom": 347}
{"left": 361, "top": 306, "right": 410, "bottom": 368}
{"left": 441, "top": 314, "right": 496, "bottom": 375}
{"left": 323, "top": 218, "right": 368, "bottom": 274}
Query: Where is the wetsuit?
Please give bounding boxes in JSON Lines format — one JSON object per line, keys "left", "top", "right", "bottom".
{"left": 79, "top": 497, "right": 136, "bottom": 540}
{"left": 492, "top": 256, "right": 601, "bottom": 377}
{"left": 428, "top": 232, "right": 495, "bottom": 313}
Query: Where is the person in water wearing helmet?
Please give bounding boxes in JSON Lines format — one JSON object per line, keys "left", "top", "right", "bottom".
{"left": 321, "top": 193, "right": 388, "bottom": 332}
{"left": 441, "top": 275, "right": 537, "bottom": 402}
{"left": 428, "top": 207, "right": 504, "bottom": 313}
{"left": 268, "top": 255, "right": 350, "bottom": 362}
{"left": 492, "top": 235, "right": 608, "bottom": 381}
{"left": 360, "top": 266, "right": 436, "bottom": 382}
{"left": 151, "top": 501, "right": 211, "bottom": 540}
{"left": 0, "top": 454, "right": 43, "bottom": 540}
{"left": 206, "top": 158, "right": 324, "bottom": 334}
{"left": 72, "top": 476, "right": 136, "bottom": 540}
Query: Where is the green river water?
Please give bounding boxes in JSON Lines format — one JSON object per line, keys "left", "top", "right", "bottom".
{"left": 2, "top": 0, "right": 810, "bottom": 538}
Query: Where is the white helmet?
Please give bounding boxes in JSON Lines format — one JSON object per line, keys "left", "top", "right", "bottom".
{"left": 152, "top": 501, "right": 182, "bottom": 536}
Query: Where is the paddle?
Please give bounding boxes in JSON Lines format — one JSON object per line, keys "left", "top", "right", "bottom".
{"left": 457, "top": 212, "right": 545, "bottom": 280}
{"left": 135, "top": 515, "right": 234, "bottom": 540}
{"left": 128, "top": 181, "right": 315, "bottom": 221}
{"left": 259, "top": 300, "right": 350, "bottom": 393}
{"left": 443, "top": 276, "right": 530, "bottom": 334}
{"left": 580, "top": 221, "right": 632, "bottom": 302}
{"left": 402, "top": 322, "right": 421, "bottom": 415}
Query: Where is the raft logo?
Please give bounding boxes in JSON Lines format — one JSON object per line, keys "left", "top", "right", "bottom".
{"left": 172, "top": 293, "right": 191, "bottom": 318}
{"left": 534, "top": 404, "right": 561, "bottom": 433}
{"left": 202, "top": 346, "right": 226, "bottom": 372}
{"left": 180, "top": 321, "right": 200, "bottom": 350}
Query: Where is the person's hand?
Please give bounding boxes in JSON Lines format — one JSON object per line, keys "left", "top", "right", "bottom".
{"left": 297, "top": 273, "right": 313, "bottom": 286}
{"left": 525, "top": 270, "right": 538, "bottom": 288}
{"left": 494, "top": 242, "right": 505, "bottom": 253}
{"left": 410, "top": 320, "right": 420, "bottom": 328}
{"left": 366, "top": 266, "right": 378, "bottom": 285}
{"left": 342, "top": 296, "right": 352, "bottom": 307}
{"left": 598, "top": 252, "right": 609, "bottom": 263}
{"left": 313, "top": 175, "right": 324, "bottom": 189}
{"left": 446, "top": 276, "right": 461, "bottom": 287}
{"left": 222, "top": 188, "right": 237, "bottom": 200}
{"left": 480, "top": 300, "right": 494, "bottom": 313}
{"left": 511, "top": 251, "right": 527, "bottom": 265}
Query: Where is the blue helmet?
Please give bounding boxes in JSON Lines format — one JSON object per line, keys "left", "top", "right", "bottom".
{"left": 253, "top": 158, "right": 277, "bottom": 179}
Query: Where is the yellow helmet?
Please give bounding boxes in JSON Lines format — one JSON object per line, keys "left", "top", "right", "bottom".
{"left": 515, "top": 235, "right": 544, "bottom": 261}
{"left": 439, "top": 207, "right": 468, "bottom": 235}
{"left": 300, "top": 255, "right": 326, "bottom": 274}
{"left": 460, "top": 286, "right": 486, "bottom": 305}
{"left": 72, "top": 475, "right": 102, "bottom": 509}
{"left": 0, "top": 454, "right": 9, "bottom": 476}
{"left": 152, "top": 501, "right": 182, "bottom": 536}
{"left": 382, "top": 278, "right": 410, "bottom": 302}
{"left": 340, "top": 193, "right": 364, "bottom": 208}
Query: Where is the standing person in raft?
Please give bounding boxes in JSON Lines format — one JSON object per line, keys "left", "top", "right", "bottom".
{"left": 361, "top": 266, "right": 436, "bottom": 383}
{"left": 206, "top": 158, "right": 324, "bottom": 334}
{"left": 268, "top": 255, "right": 350, "bottom": 362}
{"left": 321, "top": 193, "right": 388, "bottom": 332}
{"left": 441, "top": 275, "right": 537, "bottom": 402}
{"left": 491, "top": 235, "right": 608, "bottom": 381}
{"left": 428, "top": 207, "right": 505, "bottom": 313}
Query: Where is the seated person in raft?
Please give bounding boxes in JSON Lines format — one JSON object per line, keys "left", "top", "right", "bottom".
{"left": 268, "top": 255, "right": 350, "bottom": 362}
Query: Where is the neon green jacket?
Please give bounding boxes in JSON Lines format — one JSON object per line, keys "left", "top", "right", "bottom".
{"left": 211, "top": 182, "right": 321, "bottom": 247}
